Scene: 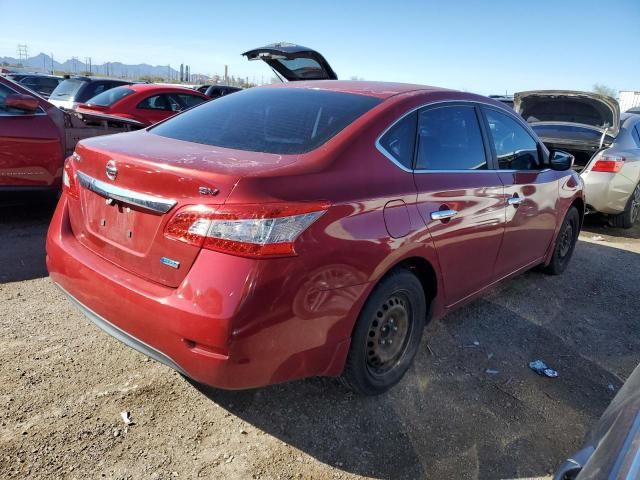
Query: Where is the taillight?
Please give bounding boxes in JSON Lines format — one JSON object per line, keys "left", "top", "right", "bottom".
{"left": 591, "top": 154, "right": 625, "bottom": 173}
{"left": 164, "top": 202, "right": 330, "bottom": 258}
{"left": 63, "top": 155, "right": 80, "bottom": 199}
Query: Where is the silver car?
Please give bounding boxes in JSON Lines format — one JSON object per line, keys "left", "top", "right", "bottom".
{"left": 515, "top": 91, "right": 640, "bottom": 228}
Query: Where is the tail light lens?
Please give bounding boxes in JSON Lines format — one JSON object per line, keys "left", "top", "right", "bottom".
{"left": 62, "top": 155, "right": 80, "bottom": 199}
{"left": 591, "top": 154, "right": 625, "bottom": 173}
{"left": 165, "top": 202, "right": 330, "bottom": 258}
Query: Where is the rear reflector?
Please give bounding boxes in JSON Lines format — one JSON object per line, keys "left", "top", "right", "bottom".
{"left": 164, "top": 202, "right": 329, "bottom": 258}
{"left": 63, "top": 156, "right": 80, "bottom": 199}
{"left": 591, "top": 155, "right": 625, "bottom": 173}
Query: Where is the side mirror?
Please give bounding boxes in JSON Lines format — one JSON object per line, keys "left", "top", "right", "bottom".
{"left": 550, "top": 150, "right": 574, "bottom": 171}
{"left": 4, "top": 93, "right": 40, "bottom": 113}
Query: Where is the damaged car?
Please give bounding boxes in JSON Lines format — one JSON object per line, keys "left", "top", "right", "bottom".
{"left": 515, "top": 91, "right": 640, "bottom": 228}
{"left": 0, "top": 76, "right": 143, "bottom": 191}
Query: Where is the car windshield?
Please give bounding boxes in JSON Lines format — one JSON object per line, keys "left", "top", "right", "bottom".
{"left": 150, "top": 87, "right": 381, "bottom": 154}
{"left": 86, "top": 86, "right": 135, "bottom": 106}
{"left": 50, "top": 78, "right": 86, "bottom": 99}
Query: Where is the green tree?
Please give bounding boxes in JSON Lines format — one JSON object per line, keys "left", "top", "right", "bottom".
{"left": 592, "top": 83, "right": 617, "bottom": 98}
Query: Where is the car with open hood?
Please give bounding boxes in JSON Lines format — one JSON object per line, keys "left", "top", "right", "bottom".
{"left": 47, "top": 44, "right": 584, "bottom": 395}
{"left": 515, "top": 91, "right": 640, "bottom": 228}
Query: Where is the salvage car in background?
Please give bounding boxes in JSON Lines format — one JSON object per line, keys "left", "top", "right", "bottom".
{"left": 76, "top": 84, "right": 208, "bottom": 126}
{"left": 515, "top": 91, "right": 640, "bottom": 228}
{"left": 4, "top": 73, "right": 63, "bottom": 99}
{"left": 0, "top": 76, "right": 143, "bottom": 191}
{"left": 49, "top": 76, "right": 132, "bottom": 110}
{"left": 554, "top": 362, "right": 640, "bottom": 480}
{"left": 48, "top": 55, "right": 584, "bottom": 396}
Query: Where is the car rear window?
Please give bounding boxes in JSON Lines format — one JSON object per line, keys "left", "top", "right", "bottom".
{"left": 50, "top": 79, "right": 86, "bottom": 100}
{"left": 87, "top": 86, "right": 135, "bottom": 106}
{"left": 150, "top": 87, "right": 381, "bottom": 154}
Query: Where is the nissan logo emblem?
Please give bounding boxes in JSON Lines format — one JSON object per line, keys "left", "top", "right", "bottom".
{"left": 105, "top": 160, "right": 118, "bottom": 181}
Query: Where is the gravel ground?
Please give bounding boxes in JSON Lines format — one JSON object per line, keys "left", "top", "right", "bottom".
{"left": 1, "top": 192, "right": 639, "bottom": 480}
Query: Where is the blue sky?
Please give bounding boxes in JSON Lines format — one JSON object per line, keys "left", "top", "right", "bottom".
{"left": 1, "top": 0, "right": 639, "bottom": 94}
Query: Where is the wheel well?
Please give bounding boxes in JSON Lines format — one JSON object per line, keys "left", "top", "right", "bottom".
{"left": 392, "top": 257, "right": 437, "bottom": 304}
{"left": 571, "top": 197, "right": 585, "bottom": 228}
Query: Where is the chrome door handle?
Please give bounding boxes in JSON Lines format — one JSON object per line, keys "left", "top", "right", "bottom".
{"left": 430, "top": 209, "right": 458, "bottom": 221}
{"left": 508, "top": 196, "right": 524, "bottom": 206}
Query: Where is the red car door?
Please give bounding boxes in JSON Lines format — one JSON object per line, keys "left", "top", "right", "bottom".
{"left": 0, "top": 82, "right": 64, "bottom": 187}
{"left": 412, "top": 103, "right": 506, "bottom": 307}
{"left": 480, "top": 107, "right": 560, "bottom": 278}
{"left": 135, "top": 94, "right": 178, "bottom": 125}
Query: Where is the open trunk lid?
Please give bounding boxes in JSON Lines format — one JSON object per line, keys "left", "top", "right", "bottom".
{"left": 514, "top": 90, "right": 620, "bottom": 137}
{"left": 68, "top": 131, "right": 244, "bottom": 288}
{"left": 242, "top": 42, "right": 337, "bottom": 81}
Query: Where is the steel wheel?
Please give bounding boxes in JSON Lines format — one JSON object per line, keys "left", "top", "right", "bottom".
{"left": 366, "top": 293, "right": 412, "bottom": 375}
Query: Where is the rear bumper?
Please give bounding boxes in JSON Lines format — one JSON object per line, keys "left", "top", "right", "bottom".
{"left": 46, "top": 195, "right": 364, "bottom": 389}
{"left": 57, "top": 283, "right": 187, "bottom": 375}
{"left": 581, "top": 170, "right": 635, "bottom": 215}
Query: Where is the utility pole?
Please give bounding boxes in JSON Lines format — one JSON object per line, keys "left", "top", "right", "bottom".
{"left": 224, "top": 65, "right": 229, "bottom": 84}
{"left": 50, "top": 52, "right": 54, "bottom": 74}
{"left": 167, "top": 65, "right": 171, "bottom": 81}
{"left": 84, "top": 57, "right": 92, "bottom": 75}
{"left": 16, "top": 44, "right": 29, "bottom": 67}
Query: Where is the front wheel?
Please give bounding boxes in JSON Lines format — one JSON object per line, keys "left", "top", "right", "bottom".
{"left": 341, "top": 269, "right": 426, "bottom": 395}
{"left": 542, "top": 206, "right": 580, "bottom": 275}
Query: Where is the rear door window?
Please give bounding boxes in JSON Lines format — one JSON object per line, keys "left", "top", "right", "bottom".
{"left": 137, "top": 94, "right": 171, "bottom": 111}
{"left": 416, "top": 105, "right": 487, "bottom": 170}
{"left": 87, "top": 86, "right": 135, "bottom": 106}
{"left": 378, "top": 112, "right": 417, "bottom": 170}
{"left": 484, "top": 108, "right": 540, "bottom": 170}
{"left": 171, "top": 93, "right": 206, "bottom": 109}
{"left": 151, "top": 87, "right": 381, "bottom": 154}
{"left": 50, "top": 78, "right": 86, "bottom": 100}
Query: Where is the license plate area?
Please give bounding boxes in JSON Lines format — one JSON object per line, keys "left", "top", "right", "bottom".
{"left": 81, "top": 188, "right": 164, "bottom": 256}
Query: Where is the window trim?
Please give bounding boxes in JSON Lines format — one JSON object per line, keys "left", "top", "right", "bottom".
{"left": 375, "top": 99, "right": 551, "bottom": 174}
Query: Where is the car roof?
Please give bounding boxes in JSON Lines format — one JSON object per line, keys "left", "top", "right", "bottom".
{"left": 263, "top": 80, "right": 452, "bottom": 99}
{"left": 124, "top": 84, "right": 205, "bottom": 93}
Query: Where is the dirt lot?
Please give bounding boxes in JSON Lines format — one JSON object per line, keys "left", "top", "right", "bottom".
{"left": 1, "top": 192, "right": 639, "bottom": 480}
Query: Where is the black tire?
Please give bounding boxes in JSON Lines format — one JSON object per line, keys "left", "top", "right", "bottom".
{"left": 543, "top": 206, "right": 580, "bottom": 275}
{"left": 341, "top": 269, "right": 426, "bottom": 395}
{"left": 609, "top": 183, "right": 640, "bottom": 229}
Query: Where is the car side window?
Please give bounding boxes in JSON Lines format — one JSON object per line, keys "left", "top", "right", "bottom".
{"left": 137, "top": 94, "right": 171, "bottom": 111}
{"left": 485, "top": 108, "right": 540, "bottom": 170}
{"left": 173, "top": 93, "right": 205, "bottom": 109}
{"left": 633, "top": 125, "right": 640, "bottom": 147}
{"left": 416, "top": 105, "right": 487, "bottom": 170}
{"left": 378, "top": 111, "right": 417, "bottom": 170}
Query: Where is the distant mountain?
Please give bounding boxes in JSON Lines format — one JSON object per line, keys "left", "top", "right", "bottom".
{"left": 0, "top": 52, "right": 182, "bottom": 79}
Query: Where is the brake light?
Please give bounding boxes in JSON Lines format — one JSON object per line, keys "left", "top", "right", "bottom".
{"left": 62, "top": 155, "right": 80, "bottom": 199}
{"left": 591, "top": 155, "right": 625, "bottom": 173}
{"left": 164, "top": 202, "right": 330, "bottom": 258}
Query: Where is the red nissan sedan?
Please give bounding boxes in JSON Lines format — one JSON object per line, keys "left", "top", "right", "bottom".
{"left": 75, "top": 84, "right": 208, "bottom": 126}
{"left": 47, "top": 80, "right": 584, "bottom": 395}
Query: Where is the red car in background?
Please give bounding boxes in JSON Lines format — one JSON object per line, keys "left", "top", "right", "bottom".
{"left": 76, "top": 84, "right": 208, "bottom": 126}
{"left": 47, "top": 46, "right": 585, "bottom": 395}
{"left": 0, "top": 76, "right": 142, "bottom": 190}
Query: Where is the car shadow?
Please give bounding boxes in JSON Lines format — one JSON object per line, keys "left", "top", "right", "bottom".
{"left": 0, "top": 192, "right": 57, "bottom": 283}
{"left": 581, "top": 213, "right": 640, "bottom": 240}
{"left": 189, "top": 239, "right": 640, "bottom": 480}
